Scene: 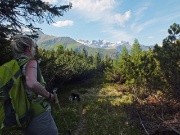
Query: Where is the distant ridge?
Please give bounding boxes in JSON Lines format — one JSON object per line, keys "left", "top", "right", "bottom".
{"left": 36, "top": 31, "right": 119, "bottom": 59}
{"left": 35, "top": 30, "right": 154, "bottom": 59}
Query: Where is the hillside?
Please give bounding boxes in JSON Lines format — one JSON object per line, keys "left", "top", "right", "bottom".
{"left": 36, "top": 31, "right": 118, "bottom": 59}
{"left": 36, "top": 31, "right": 154, "bottom": 59}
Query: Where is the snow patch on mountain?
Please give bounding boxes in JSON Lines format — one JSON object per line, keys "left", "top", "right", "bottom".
{"left": 76, "top": 39, "right": 132, "bottom": 52}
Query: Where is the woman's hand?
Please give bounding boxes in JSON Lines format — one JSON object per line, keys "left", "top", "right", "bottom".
{"left": 46, "top": 92, "right": 55, "bottom": 102}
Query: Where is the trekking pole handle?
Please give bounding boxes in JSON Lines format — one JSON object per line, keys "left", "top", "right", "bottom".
{"left": 53, "top": 88, "right": 59, "bottom": 104}
{"left": 53, "top": 88, "right": 61, "bottom": 111}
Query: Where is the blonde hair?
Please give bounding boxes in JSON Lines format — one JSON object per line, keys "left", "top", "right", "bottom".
{"left": 11, "top": 35, "right": 36, "bottom": 57}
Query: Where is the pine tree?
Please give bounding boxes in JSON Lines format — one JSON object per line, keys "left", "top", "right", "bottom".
{"left": 130, "top": 39, "right": 142, "bottom": 57}
{"left": 154, "top": 23, "right": 180, "bottom": 98}
{"left": 126, "top": 39, "right": 142, "bottom": 85}
{"left": 0, "top": 0, "right": 72, "bottom": 43}
{"left": 94, "top": 52, "right": 102, "bottom": 70}
{"left": 116, "top": 46, "right": 129, "bottom": 83}
{"left": 81, "top": 48, "right": 88, "bottom": 60}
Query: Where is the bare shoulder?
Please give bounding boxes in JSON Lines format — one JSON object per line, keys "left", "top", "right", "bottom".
{"left": 26, "top": 59, "right": 38, "bottom": 69}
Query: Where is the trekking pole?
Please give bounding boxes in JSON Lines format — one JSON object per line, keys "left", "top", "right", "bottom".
{"left": 53, "top": 88, "right": 61, "bottom": 110}
{"left": 53, "top": 88, "right": 71, "bottom": 135}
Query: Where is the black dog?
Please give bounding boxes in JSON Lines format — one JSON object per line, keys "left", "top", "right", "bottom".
{"left": 69, "top": 93, "right": 80, "bottom": 102}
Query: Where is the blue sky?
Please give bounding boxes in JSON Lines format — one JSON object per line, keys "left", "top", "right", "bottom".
{"left": 37, "top": 0, "right": 180, "bottom": 46}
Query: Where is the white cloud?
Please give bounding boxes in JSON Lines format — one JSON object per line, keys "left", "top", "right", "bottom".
{"left": 113, "top": 11, "right": 131, "bottom": 27}
{"left": 134, "top": 4, "right": 149, "bottom": 22}
{"left": 53, "top": 20, "right": 73, "bottom": 27}
{"left": 128, "top": 3, "right": 152, "bottom": 34}
{"left": 62, "top": 0, "right": 131, "bottom": 28}
{"left": 165, "top": 13, "right": 180, "bottom": 21}
{"left": 130, "top": 19, "right": 157, "bottom": 33}
{"left": 69, "top": 0, "right": 115, "bottom": 12}
{"left": 103, "top": 28, "right": 134, "bottom": 43}
{"left": 62, "top": 0, "right": 116, "bottom": 21}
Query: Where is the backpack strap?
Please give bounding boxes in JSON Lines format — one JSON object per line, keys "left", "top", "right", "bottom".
{"left": 36, "top": 61, "right": 46, "bottom": 86}
{"left": 17, "top": 58, "right": 31, "bottom": 67}
{"left": 18, "top": 58, "right": 41, "bottom": 80}
{"left": 37, "top": 62, "right": 41, "bottom": 83}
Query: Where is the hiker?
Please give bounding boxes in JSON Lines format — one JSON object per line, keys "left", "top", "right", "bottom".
{"left": 11, "top": 35, "right": 58, "bottom": 135}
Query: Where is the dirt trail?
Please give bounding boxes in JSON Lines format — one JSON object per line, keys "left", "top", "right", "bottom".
{"left": 72, "top": 102, "right": 86, "bottom": 135}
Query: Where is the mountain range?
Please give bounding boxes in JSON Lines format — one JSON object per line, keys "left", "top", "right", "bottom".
{"left": 76, "top": 39, "right": 154, "bottom": 52}
{"left": 35, "top": 31, "right": 154, "bottom": 59}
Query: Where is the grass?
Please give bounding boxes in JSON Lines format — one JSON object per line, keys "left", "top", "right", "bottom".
{"left": 53, "top": 78, "right": 142, "bottom": 135}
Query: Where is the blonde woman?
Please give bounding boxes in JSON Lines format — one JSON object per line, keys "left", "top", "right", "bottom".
{"left": 11, "top": 35, "right": 58, "bottom": 135}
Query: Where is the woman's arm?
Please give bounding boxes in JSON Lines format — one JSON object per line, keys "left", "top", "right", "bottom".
{"left": 25, "top": 59, "right": 54, "bottom": 101}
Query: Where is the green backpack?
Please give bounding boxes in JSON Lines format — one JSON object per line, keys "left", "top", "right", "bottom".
{"left": 0, "top": 59, "right": 33, "bottom": 133}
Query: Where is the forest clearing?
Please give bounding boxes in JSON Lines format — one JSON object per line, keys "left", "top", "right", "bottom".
{"left": 2, "top": 74, "right": 180, "bottom": 135}
{"left": 53, "top": 77, "right": 180, "bottom": 135}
